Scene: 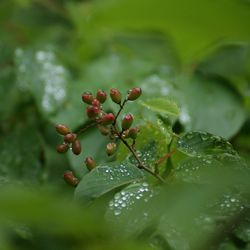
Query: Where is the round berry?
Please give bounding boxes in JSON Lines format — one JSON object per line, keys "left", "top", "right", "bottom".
{"left": 100, "top": 113, "right": 115, "bottom": 125}
{"left": 122, "top": 114, "right": 133, "bottom": 130}
{"left": 55, "top": 124, "right": 70, "bottom": 135}
{"left": 85, "top": 157, "right": 96, "bottom": 171}
{"left": 106, "top": 142, "right": 117, "bottom": 156}
{"left": 86, "top": 105, "right": 100, "bottom": 119}
{"left": 96, "top": 89, "right": 107, "bottom": 103}
{"left": 128, "top": 127, "right": 140, "bottom": 139}
{"left": 72, "top": 140, "right": 81, "bottom": 155}
{"left": 56, "top": 143, "right": 69, "bottom": 153}
{"left": 127, "top": 87, "right": 142, "bottom": 101}
{"left": 64, "top": 133, "right": 77, "bottom": 143}
{"left": 110, "top": 88, "right": 122, "bottom": 104}
{"left": 63, "top": 171, "right": 79, "bottom": 187}
{"left": 82, "top": 92, "right": 94, "bottom": 104}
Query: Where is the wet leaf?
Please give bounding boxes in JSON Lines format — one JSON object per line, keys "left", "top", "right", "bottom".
{"left": 74, "top": 162, "right": 145, "bottom": 201}
{"left": 15, "top": 48, "right": 68, "bottom": 117}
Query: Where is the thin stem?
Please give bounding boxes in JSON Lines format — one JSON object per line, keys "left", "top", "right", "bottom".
{"left": 154, "top": 149, "right": 177, "bottom": 174}
{"left": 117, "top": 132, "right": 166, "bottom": 183}
{"left": 76, "top": 122, "right": 98, "bottom": 136}
{"left": 113, "top": 99, "right": 127, "bottom": 125}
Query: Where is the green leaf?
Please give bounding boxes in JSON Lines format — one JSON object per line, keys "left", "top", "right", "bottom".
{"left": 178, "top": 76, "right": 245, "bottom": 138}
{"left": 0, "top": 125, "right": 42, "bottom": 182}
{"left": 177, "top": 131, "right": 238, "bottom": 158}
{"left": 15, "top": 49, "right": 68, "bottom": 117}
{"left": 140, "top": 98, "right": 180, "bottom": 117}
{"left": 106, "top": 182, "right": 156, "bottom": 236}
{"left": 74, "top": 162, "right": 145, "bottom": 201}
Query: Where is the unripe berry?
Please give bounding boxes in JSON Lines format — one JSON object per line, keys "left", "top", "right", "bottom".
{"left": 86, "top": 105, "right": 100, "bottom": 119}
{"left": 122, "top": 114, "right": 133, "bottom": 130}
{"left": 63, "top": 171, "right": 79, "bottom": 187}
{"left": 98, "top": 125, "right": 110, "bottom": 136}
{"left": 82, "top": 92, "right": 94, "bottom": 104}
{"left": 96, "top": 89, "right": 107, "bottom": 103}
{"left": 128, "top": 127, "right": 140, "bottom": 139}
{"left": 100, "top": 113, "right": 115, "bottom": 125}
{"left": 64, "top": 133, "right": 77, "bottom": 143}
{"left": 91, "top": 99, "right": 100, "bottom": 107}
{"left": 106, "top": 142, "right": 117, "bottom": 156}
{"left": 55, "top": 124, "right": 70, "bottom": 135}
{"left": 56, "top": 143, "right": 69, "bottom": 153}
{"left": 110, "top": 88, "right": 122, "bottom": 104}
{"left": 127, "top": 87, "right": 142, "bottom": 101}
{"left": 72, "top": 140, "right": 81, "bottom": 155}
{"left": 85, "top": 157, "right": 96, "bottom": 171}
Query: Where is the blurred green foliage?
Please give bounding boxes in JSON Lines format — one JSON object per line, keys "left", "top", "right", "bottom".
{"left": 0, "top": 0, "right": 250, "bottom": 249}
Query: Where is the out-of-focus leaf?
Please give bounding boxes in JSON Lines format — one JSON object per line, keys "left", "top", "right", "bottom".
{"left": 197, "top": 43, "right": 250, "bottom": 78}
{"left": 15, "top": 48, "right": 68, "bottom": 117}
{"left": 106, "top": 182, "right": 156, "bottom": 236}
{"left": 67, "top": 0, "right": 250, "bottom": 63}
{"left": 0, "top": 125, "right": 42, "bottom": 182}
{"left": 178, "top": 76, "right": 245, "bottom": 138}
{"left": 74, "top": 162, "right": 145, "bottom": 201}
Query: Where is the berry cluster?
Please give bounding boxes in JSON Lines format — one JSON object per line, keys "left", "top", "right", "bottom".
{"left": 55, "top": 87, "right": 142, "bottom": 186}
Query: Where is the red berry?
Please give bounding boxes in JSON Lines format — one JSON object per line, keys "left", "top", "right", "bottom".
{"left": 63, "top": 171, "right": 79, "bottom": 187}
{"left": 91, "top": 99, "right": 101, "bottom": 107}
{"left": 82, "top": 92, "right": 94, "bottom": 104}
{"left": 106, "top": 142, "right": 117, "bottom": 156}
{"left": 86, "top": 106, "right": 100, "bottom": 119}
{"left": 96, "top": 89, "right": 107, "bottom": 103}
{"left": 127, "top": 87, "right": 142, "bottom": 101}
{"left": 72, "top": 140, "right": 81, "bottom": 155}
{"left": 56, "top": 143, "right": 69, "bottom": 153}
{"left": 64, "top": 133, "right": 77, "bottom": 143}
{"left": 122, "top": 114, "right": 133, "bottom": 130}
{"left": 55, "top": 124, "right": 70, "bottom": 135}
{"left": 85, "top": 157, "right": 96, "bottom": 171}
{"left": 110, "top": 88, "right": 122, "bottom": 104}
{"left": 100, "top": 113, "right": 115, "bottom": 125}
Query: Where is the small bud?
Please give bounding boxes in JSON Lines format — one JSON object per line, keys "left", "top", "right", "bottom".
{"left": 128, "top": 127, "right": 140, "bottom": 139}
{"left": 82, "top": 92, "right": 94, "bottom": 104}
{"left": 91, "top": 99, "right": 101, "bottom": 107}
{"left": 85, "top": 157, "right": 96, "bottom": 171}
{"left": 86, "top": 105, "right": 100, "bottom": 119}
{"left": 64, "top": 133, "right": 77, "bottom": 143}
{"left": 72, "top": 140, "right": 81, "bottom": 155}
{"left": 106, "top": 142, "right": 117, "bottom": 156}
{"left": 96, "top": 89, "right": 107, "bottom": 103}
{"left": 127, "top": 87, "right": 142, "bottom": 101}
{"left": 55, "top": 124, "right": 70, "bottom": 135}
{"left": 110, "top": 88, "right": 122, "bottom": 104}
{"left": 122, "top": 129, "right": 130, "bottom": 139}
{"left": 63, "top": 171, "right": 79, "bottom": 187}
{"left": 100, "top": 113, "right": 115, "bottom": 125}
{"left": 56, "top": 143, "right": 69, "bottom": 153}
{"left": 122, "top": 114, "right": 133, "bottom": 130}
{"left": 98, "top": 125, "right": 110, "bottom": 136}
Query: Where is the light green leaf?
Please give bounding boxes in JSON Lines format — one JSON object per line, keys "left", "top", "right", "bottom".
{"left": 74, "top": 162, "right": 145, "bottom": 201}
{"left": 140, "top": 98, "right": 180, "bottom": 117}
{"left": 178, "top": 76, "right": 246, "bottom": 138}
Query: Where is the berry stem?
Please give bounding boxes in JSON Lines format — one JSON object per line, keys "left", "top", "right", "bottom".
{"left": 113, "top": 98, "right": 128, "bottom": 125}
{"left": 116, "top": 132, "right": 166, "bottom": 183}
{"left": 76, "top": 121, "right": 98, "bottom": 136}
{"left": 154, "top": 149, "right": 177, "bottom": 174}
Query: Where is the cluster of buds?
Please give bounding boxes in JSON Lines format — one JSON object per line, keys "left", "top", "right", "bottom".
{"left": 56, "top": 87, "right": 142, "bottom": 186}
{"left": 55, "top": 124, "right": 81, "bottom": 155}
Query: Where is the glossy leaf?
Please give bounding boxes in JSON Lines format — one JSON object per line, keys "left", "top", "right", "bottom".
{"left": 74, "top": 162, "right": 145, "bottom": 201}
